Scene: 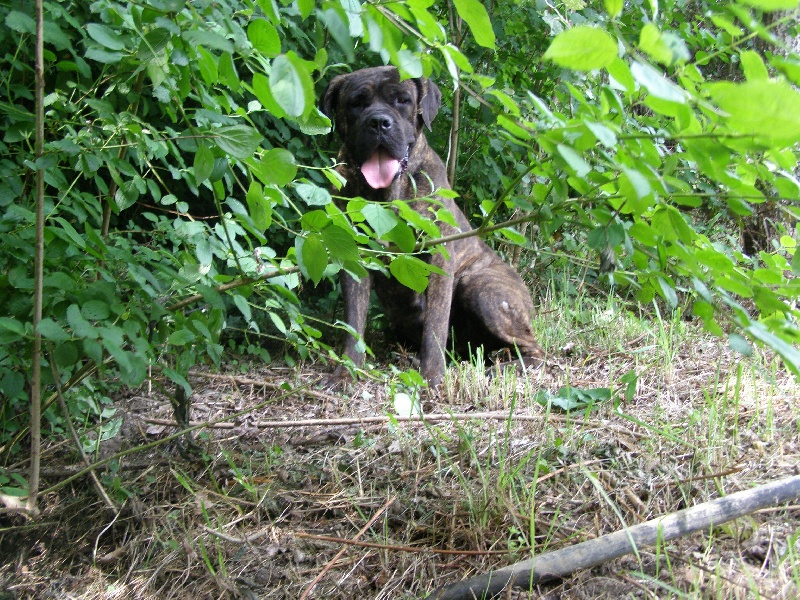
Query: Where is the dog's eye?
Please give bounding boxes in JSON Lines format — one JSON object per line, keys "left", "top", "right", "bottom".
{"left": 348, "top": 93, "right": 369, "bottom": 111}
{"left": 394, "top": 94, "right": 412, "bottom": 106}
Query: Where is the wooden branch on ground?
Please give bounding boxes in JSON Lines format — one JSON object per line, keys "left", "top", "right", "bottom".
{"left": 426, "top": 474, "right": 800, "bottom": 600}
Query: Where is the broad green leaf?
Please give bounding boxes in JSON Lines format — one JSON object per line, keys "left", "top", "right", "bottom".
{"left": 82, "top": 300, "right": 110, "bottom": 320}
{"left": 389, "top": 255, "right": 430, "bottom": 293}
{"left": 746, "top": 321, "right": 800, "bottom": 377}
{"left": 248, "top": 19, "right": 281, "bottom": 57}
{"left": 194, "top": 143, "right": 214, "bottom": 183}
{"left": 604, "top": 0, "right": 623, "bottom": 17}
{"left": 383, "top": 221, "right": 416, "bottom": 252}
{"left": 249, "top": 148, "right": 297, "bottom": 186}
{"left": 736, "top": 0, "right": 800, "bottom": 10}
{"left": 651, "top": 205, "right": 693, "bottom": 243}
{"left": 233, "top": 293, "right": 252, "bottom": 322}
{"left": 196, "top": 46, "right": 218, "bottom": 85}
{"left": 168, "top": 329, "right": 195, "bottom": 345}
{"left": 740, "top": 50, "right": 768, "bottom": 81}
{"left": 270, "top": 52, "right": 314, "bottom": 117}
{"left": 218, "top": 52, "right": 240, "bottom": 91}
{"left": 452, "top": 0, "right": 496, "bottom": 49}
{"left": 213, "top": 125, "right": 263, "bottom": 159}
{"left": 137, "top": 28, "right": 171, "bottom": 61}
{"left": 37, "top": 318, "right": 72, "bottom": 342}
{"left": 729, "top": 333, "right": 753, "bottom": 356}
{"left": 320, "top": 224, "right": 359, "bottom": 262}
{"left": 395, "top": 49, "right": 423, "bottom": 79}
{"left": 258, "top": 0, "right": 280, "bottom": 23}
{"left": 295, "top": 182, "right": 332, "bottom": 206}
{"left": 86, "top": 23, "right": 127, "bottom": 51}
{"left": 557, "top": 144, "right": 591, "bottom": 177}
{"left": 362, "top": 204, "right": 399, "bottom": 238}
{"left": 298, "top": 234, "right": 328, "bottom": 285}
{"left": 638, "top": 24, "right": 689, "bottom": 66}
{"left": 246, "top": 181, "right": 273, "bottom": 231}
{"left": 630, "top": 62, "right": 686, "bottom": 103}
{"left": 182, "top": 29, "right": 233, "bottom": 53}
{"left": 544, "top": 26, "right": 617, "bottom": 71}
{"left": 5, "top": 10, "right": 35, "bottom": 34}
{"left": 0, "top": 317, "right": 25, "bottom": 343}
{"left": 67, "top": 304, "right": 95, "bottom": 338}
{"left": 708, "top": 79, "right": 800, "bottom": 147}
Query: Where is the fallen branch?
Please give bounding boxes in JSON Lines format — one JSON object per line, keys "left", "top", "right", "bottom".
{"left": 143, "top": 411, "right": 561, "bottom": 430}
{"left": 427, "top": 474, "right": 800, "bottom": 600}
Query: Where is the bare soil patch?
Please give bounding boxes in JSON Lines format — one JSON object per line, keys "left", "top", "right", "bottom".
{"left": 1, "top": 327, "right": 799, "bottom": 599}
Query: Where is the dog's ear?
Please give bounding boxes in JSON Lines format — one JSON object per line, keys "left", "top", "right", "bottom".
{"left": 417, "top": 78, "right": 442, "bottom": 131}
{"left": 320, "top": 74, "right": 347, "bottom": 122}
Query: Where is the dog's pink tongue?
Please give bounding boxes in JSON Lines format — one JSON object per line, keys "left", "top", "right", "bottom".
{"left": 360, "top": 149, "right": 400, "bottom": 189}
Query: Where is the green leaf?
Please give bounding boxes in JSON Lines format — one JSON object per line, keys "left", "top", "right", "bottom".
{"left": 631, "top": 61, "right": 686, "bottom": 103}
{"left": 233, "top": 293, "right": 252, "bottom": 322}
{"left": 557, "top": 144, "right": 590, "bottom": 177}
{"left": 707, "top": 79, "right": 800, "bottom": 148}
{"left": 544, "top": 26, "right": 617, "bottom": 71}
{"left": 196, "top": 46, "right": 218, "bottom": 85}
{"left": 320, "top": 224, "right": 359, "bottom": 262}
{"left": 137, "top": 28, "right": 171, "bottom": 61}
{"left": 37, "top": 318, "right": 72, "bottom": 342}
{"left": 452, "top": 0, "right": 496, "bottom": 49}
{"left": 651, "top": 205, "right": 693, "bottom": 243}
{"left": 638, "top": 23, "right": 689, "bottom": 66}
{"left": 248, "top": 18, "right": 281, "bottom": 57}
{"left": 168, "top": 329, "right": 195, "bottom": 345}
{"left": 86, "top": 23, "right": 127, "bottom": 51}
{"left": 361, "top": 204, "right": 399, "bottom": 238}
{"left": 213, "top": 125, "right": 263, "bottom": 159}
{"left": 295, "top": 182, "right": 332, "bottom": 206}
{"left": 246, "top": 181, "right": 273, "bottom": 231}
{"left": 604, "top": 0, "right": 623, "bottom": 17}
{"left": 249, "top": 148, "right": 297, "bottom": 186}
{"left": 82, "top": 300, "right": 110, "bottom": 321}
{"left": 67, "top": 304, "right": 95, "bottom": 338}
{"left": 389, "top": 255, "right": 430, "bottom": 293}
{"left": 298, "top": 234, "right": 328, "bottom": 285}
{"left": 194, "top": 143, "right": 214, "bottom": 184}
{"left": 746, "top": 321, "right": 800, "bottom": 377}
{"left": 218, "top": 52, "right": 240, "bottom": 91}
{"left": 270, "top": 52, "right": 314, "bottom": 118}
{"left": 736, "top": 0, "right": 800, "bottom": 11}
{"left": 5, "top": 10, "right": 35, "bottom": 34}
{"left": 740, "top": 50, "right": 768, "bottom": 81}
{"left": 182, "top": 29, "right": 233, "bottom": 53}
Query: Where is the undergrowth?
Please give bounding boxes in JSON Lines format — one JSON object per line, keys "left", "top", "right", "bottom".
{"left": 1, "top": 292, "right": 798, "bottom": 599}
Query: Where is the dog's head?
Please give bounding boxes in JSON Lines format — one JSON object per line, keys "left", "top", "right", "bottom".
{"left": 321, "top": 66, "right": 442, "bottom": 189}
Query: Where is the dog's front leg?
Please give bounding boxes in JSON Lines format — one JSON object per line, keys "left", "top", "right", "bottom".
{"left": 419, "top": 268, "right": 454, "bottom": 387}
{"left": 340, "top": 272, "right": 372, "bottom": 369}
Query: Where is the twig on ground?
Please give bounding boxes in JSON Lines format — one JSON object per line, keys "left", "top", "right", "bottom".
{"left": 299, "top": 495, "right": 396, "bottom": 600}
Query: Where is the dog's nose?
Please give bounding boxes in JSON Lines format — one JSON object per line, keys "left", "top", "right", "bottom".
{"left": 367, "top": 114, "right": 393, "bottom": 131}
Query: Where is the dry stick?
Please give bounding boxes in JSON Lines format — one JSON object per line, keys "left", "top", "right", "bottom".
{"left": 28, "top": 0, "right": 46, "bottom": 517}
{"left": 298, "top": 495, "right": 396, "bottom": 600}
{"left": 427, "top": 474, "right": 800, "bottom": 600}
{"left": 143, "top": 411, "right": 567, "bottom": 430}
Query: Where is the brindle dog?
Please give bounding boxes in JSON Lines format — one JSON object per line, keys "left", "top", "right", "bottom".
{"left": 321, "top": 66, "right": 544, "bottom": 386}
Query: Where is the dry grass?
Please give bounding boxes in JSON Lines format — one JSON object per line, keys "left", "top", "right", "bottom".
{"left": 1, "top": 304, "right": 799, "bottom": 599}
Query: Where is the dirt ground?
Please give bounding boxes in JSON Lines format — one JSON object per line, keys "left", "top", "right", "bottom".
{"left": 1, "top": 328, "right": 799, "bottom": 599}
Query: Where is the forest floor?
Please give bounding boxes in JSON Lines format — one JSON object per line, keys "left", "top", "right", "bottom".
{"left": 1, "top": 314, "right": 799, "bottom": 599}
